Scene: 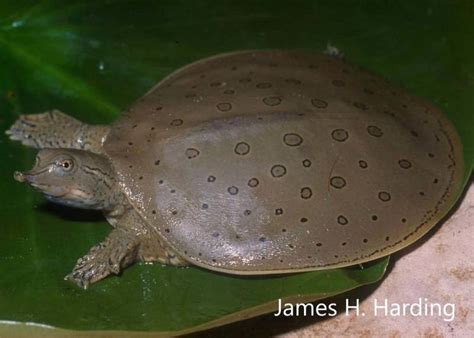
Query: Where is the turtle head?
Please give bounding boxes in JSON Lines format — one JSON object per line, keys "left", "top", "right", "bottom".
{"left": 14, "top": 149, "right": 118, "bottom": 210}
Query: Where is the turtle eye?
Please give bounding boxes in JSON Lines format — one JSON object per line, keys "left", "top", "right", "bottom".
{"left": 58, "top": 159, "right": 74, "bottom": 172}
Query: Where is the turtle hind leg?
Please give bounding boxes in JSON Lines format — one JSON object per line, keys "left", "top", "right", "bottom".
{"left": 138, "top": 236, "right": 188, "bottom": 267}
{"left": 6, "top": 110, "right": 110, "bottom": 154}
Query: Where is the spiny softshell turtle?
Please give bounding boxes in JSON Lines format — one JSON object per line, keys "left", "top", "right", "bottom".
{"left": 7, "top": 50, "right": 464, "bottom": 288}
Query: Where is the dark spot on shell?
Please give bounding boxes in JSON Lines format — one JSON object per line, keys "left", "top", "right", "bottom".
{"left": 216, "top": 102, "right": 232, "bottom": 112}
{"left": 330, "top": 176, "right": 346, "bottom": 189}
{"left": 212, "top": 232, "right": 219, "bottom": 238}
{"left": 223, "top": 89, "right": 235, "bottom": 95}
{"left": 353, "top": 102, "right": 368, "bottom": 110}
{"left": 139, "top": 176, "right": 143, "bottom": 180}
{"left": 132, "top": 124, "right": 137, "bottom": 129}
{"left": 170, "top": 189, "right": 175, "bottom": 193}
{"left": 208, "top": 176, "right": 216, "bottom": 182}
{"left": 402, "top": 104, "right": 408, "bottom": 109}
{"left": 399, "top": 159, "right": 412, "bottom": 169}
{"left": 234, "top": 142, "right": 250, "bottom": 155}
{"left": 202, "top": 203, "right": 208, "bottom": 209}
{"left": 341, "top": 242, "right": 347, "bottom": 246}
{"left": 159, "top": 180, "right": 164, "bottom": 184}
{"left": 401, "top": 218, "right": 407, "bottom": 223}
{"left": 419, "top": 191, "right": 425, "bottom": 196}
{"left": 185, "top": 148, "right": 200, "bottom": 159}
{"left": 433, "top": 178, "right": 439, "bottom": 184}
{"left": 332, "top": 79, "right": 345, "bottom": 87}
{"left": 385, "top": 236, "right": 390, "bottom": 241}
{"left": 378, "top": 191, "right": 391, "bottom": 202}
{"left": 259, "top": 237, "right": 266, "bottom": 242}
{"left": 428, "top": 153, "right": 435, "bottom": 158}
{"left": 281, "top": 228, "right": 287, "bottom": 232}
{"left": 363, "top": 238, "right": 368, "bottom": 243}
{"left": 228, "top": 186, "right": 239, "bottom": 195}
{"left": 285, "top": 78, "right": 301, "bottom": 85}
{"left": 275, "top": 208, "right": 283, "bottom": 215}
{"left": 331, "top": 129, "right": 349, "bottom": 142}
{"left": 271, "top": 164, "right": 287, "bottom": 178}
{"left": 248, "top": 178, "right": 259, "bottom": 188}
{"left": 155, "top": 106, "right": 163, "bottom": 111}
{"left": 244, "top": 210, "right": 252, "bottom": 216}
{"left": 300, "top": 217, "right": 308, "bottom": 223}
{"left": 171, "top": 210, "right": 178, "bottom": 215}
{"left": 359, "top": 160, "right": 368, "bottom": 168}
{"left": 300, "top": 187, "right": 313, "bottom": 199}
{"left": 337, "top": 215, "right": 348, "bottom": 225}
{"left": 371, "top": 215, "right": 378, "bottom": 221}
{"left": 263, "top": 96, "right": 282, "bottom": 106}
{"left": 128, "top": 142, "right": 133, "bottom": 146}
{"left": 256, "top": 82, "right": 272, "bottom": 89}
{"left": 152, "top": 210, "right": 156, "bottom": 214}
{"left": 171, "top": 119, "right": 183, "bottom": 126}
{"left": 283, "top": 133, "right": 303, "bottom": 146}
{"left": 316, "top": 242, "right": 322, "bottom": 247}
{"left": 165, "top": 228, "right": 170, "bottom": 233}
{"left": 302, "top": 159, "right": 312, "bottom": 168}
{"left": 311, "top": 98, "right": 328, "bottom": 108}
{"left": 411, "top": 130, "right": 418, "bottom": 137}
{"left": 367, "top": 125, "right": 383, "bottom": 137}
{"left": 154, "top": 160, "right": 160, "bottom": 166}
{"left": 288, "top": 244, "right": 294, "bottom": 249}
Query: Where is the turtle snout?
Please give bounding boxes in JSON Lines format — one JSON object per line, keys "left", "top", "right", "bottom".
{"left": 14, "top": 171, "right": 26, "bottom": 183}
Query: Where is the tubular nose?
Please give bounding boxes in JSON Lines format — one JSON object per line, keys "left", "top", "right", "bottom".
{"left": 14, "top": 171, "right": 26, "bottom": 182}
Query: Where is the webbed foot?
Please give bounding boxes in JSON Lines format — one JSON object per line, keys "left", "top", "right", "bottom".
{"left": 65, "top": 231, "right": 139, "bottom": 289}
{"left": 6, "top": 110, "right": 81, "bottom": 149}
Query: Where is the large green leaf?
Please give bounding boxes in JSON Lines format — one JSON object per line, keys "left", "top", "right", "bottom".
{"left": 0, "top": 0, "right": 471, "bottom": 335}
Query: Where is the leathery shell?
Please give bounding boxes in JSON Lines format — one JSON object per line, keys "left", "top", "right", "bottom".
{"left": 104, "top": 50, "right": 464, "bottom": 274}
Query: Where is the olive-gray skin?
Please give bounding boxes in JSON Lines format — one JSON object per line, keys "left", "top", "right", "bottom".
{"left": 7, "top": 50, "right": 464, "bottom": 288}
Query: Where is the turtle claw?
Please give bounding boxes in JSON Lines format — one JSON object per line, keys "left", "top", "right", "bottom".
{"left": 64, "top": 273, "right": 90, "bottom": 290}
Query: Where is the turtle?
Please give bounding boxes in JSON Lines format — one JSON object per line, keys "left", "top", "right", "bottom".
{"left": 6, "top": 50, "right": 464, "bottom": 289}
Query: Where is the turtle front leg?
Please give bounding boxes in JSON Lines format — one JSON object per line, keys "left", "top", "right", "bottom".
{"left": 6, "top": 110, "right": 109, "bottom": 154}
{"left": 67, "top": 207, "right": 187, "bottom": 288}
{"left": 66, "top": 227, "right": 140, "bottom": 289}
